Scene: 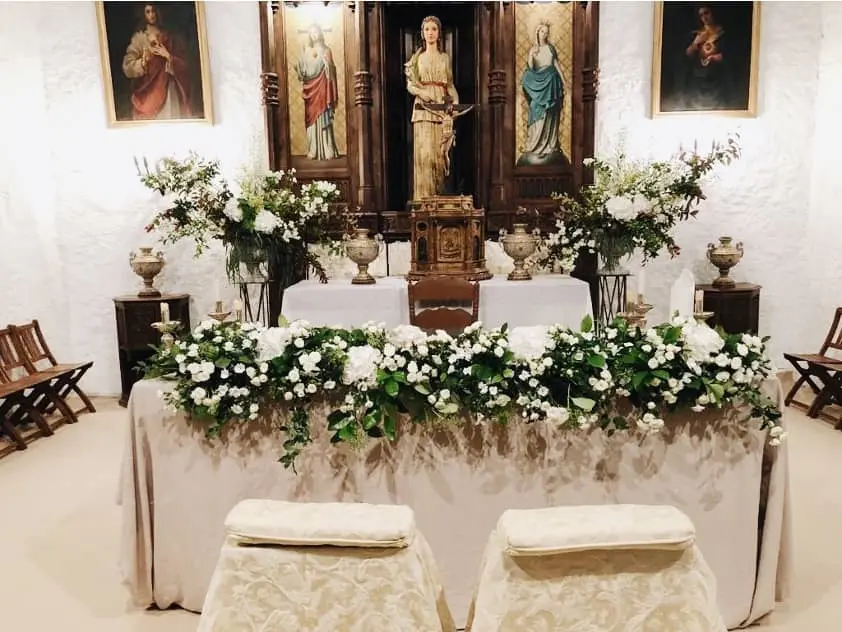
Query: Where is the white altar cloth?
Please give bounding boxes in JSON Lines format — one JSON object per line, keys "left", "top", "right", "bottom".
{"left": 282, "top": 275, "right": 593, "bottom": 329}
{"left": 119, "top": 379, "right": 791, "bottom": 629}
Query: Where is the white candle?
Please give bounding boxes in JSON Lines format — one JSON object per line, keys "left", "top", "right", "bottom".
{"left": 637, "top": 268, "right": 646, "bottom": 299}
{"left": 233, "top": 299, "right": 243, "bottom": 311}
{"left": 694, "top": 290, "right": 704, "bottom": 312}
{"left": 160, "top": 302, "right": 170, "bottom": 323}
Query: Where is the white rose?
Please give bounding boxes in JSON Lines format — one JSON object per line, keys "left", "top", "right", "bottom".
{"left": 605, "top": 196, "right": 638, "bottom": 221}
{"left": 630, "top": 194, "right": 650, "bottom": 216}
{"left": 507, "top": 326, "right": 551, "bottom": 361}
{"left": 681, "top": 321, "right": 725, "bottom": 362}
{"left": 223, "top": 199, "right": 243, "bottom": 222}
{"left": 388, "top": 325, "right": 428, "bottom": 348}
{"left": 342, "top": 345, "right": 382, "bottom": 386}
{"left": 256, "top": 327, "right": 292, "bottom": 362}
{"left": 254, "top": 210, "right": 280, "bottom": 233}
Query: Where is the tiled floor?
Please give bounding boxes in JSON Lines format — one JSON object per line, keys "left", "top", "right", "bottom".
{"left": 0, "top": 397, "right": 840, "bottom": 631}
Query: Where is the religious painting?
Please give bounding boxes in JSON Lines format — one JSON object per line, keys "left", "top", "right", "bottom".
{"left": 515, "top": 2, "right": 574, "bottom": 167}
{"left": 652, "top": 2, "right": 760, "bottom": 116}
{"left": 284, "top": 3, "right": 347, "bottom": 161}
{"left": 96, "top": 2, "right": 212, "bottom": 126}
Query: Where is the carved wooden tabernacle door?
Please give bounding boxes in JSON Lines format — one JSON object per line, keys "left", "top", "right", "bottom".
{"left": 408, "top": 195, "right": 491, "bottom": 281}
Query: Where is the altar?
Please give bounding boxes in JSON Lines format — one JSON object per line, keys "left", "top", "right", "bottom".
{"left": 120, "top": 379, "right": 791, "bottom": 630}
{"left": 282, "top": 274, "right": 593, "bottom": 329}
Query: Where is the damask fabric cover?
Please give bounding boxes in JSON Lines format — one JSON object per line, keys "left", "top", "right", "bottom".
{"left": 197, "top": 531, "right": 455, "bottom": 632}
{"left": 500, "top": 504, "right": 696, "bottom": 556}
{"left": 465, "top": 531, "right": 727, "bottom": 632}
{"left": 224, "top": 499, "right": 415, "bottom": 548}
{"left": 120, "top": 378, "right": 790, "bottom": 629}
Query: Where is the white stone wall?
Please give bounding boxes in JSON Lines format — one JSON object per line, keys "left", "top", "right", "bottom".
{"left": 0, "top": 1, "right": 837, "bottom": 395}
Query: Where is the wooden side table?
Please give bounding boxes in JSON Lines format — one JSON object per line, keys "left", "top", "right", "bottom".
{"left": 696, "top": 283, "right": 760, "bottom": 335}
{"left": 113, "top": 294, "right": 190, "bottom": 407}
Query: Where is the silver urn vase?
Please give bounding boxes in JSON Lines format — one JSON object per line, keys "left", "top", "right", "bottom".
{"left": 706, "top": 236, "right": 744, "bottom": 289}
{"left": 501, "top": 223, "right": 538, "bottom": 281}
{"left": 345, "top": 228, "right": 380, "bottom": 285}
{"left": 129, "top": 247, "right": 165, "bottom": 297}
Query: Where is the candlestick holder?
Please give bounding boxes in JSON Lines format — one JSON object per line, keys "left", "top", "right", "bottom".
{"left": 152, "top": 320, "right": 182, "bottom": 349}
{"left": 209, "top": 300, "right": 231, "bottom": 323}
{"left": 694, "top": 311, "right": 715, "bottom": 324}
{"left": 234, "top": 309, "right": 243, "bottom": 323}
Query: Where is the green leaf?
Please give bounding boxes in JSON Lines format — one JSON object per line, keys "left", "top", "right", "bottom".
{"left": 707, "top": 383, "right": 725, "bottom": 402}
{"left": 652, "top": 370, "right": 670, "bottom": 380}
{"left": 587, "top": 354, "right": 605, "bottom": 368}
{"left": 441, "top": 402, "right": 459, "bottom": 415}
{"left": 632, "top": 370, "right": 649, "bottom": 390}
{"left": 214, "top": 357, "right": 231, "bottom": 369}
{"left": 571, "top": 397, "right": 595, "bottom": 412}
{"left": 414, "top": 383, "right": 430, "bottom": 395}
{"left": 338, "top": 425, "right": 356, "bottom": 442}
{"left": 383, "top": 416, "right": 396, "bottom": 440}
{"left": 363, "top": 412, "right": 378, "bottom": 430}
{"left": 384, "top": 380, "right": 399, "bottom": 397}
{"left": 392, "top": 371, "right": 408, "bottom": 385}
{"left": 580, "top": 314, "right": 593, "bottom": 333}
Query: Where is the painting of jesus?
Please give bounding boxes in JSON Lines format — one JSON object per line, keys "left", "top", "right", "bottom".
{"left": 96, "top": 1, "right": 212, "bottom": 126}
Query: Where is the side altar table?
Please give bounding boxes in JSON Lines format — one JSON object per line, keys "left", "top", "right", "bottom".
{"left": 281, "top": 275, "right": 593, "bottom": 329}
{"left": 120, "top": 379, "right": 791, "bottom": 629}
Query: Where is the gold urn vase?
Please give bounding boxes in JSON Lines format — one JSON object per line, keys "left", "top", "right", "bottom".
{"left": 501, "top": 223, "right": 538, "bottom": 281}
{"left": 345, "top": 228, "right": 380, "bottom": 285}
{"left": 706, "top": 236, "right": 744, "bottom": 289}
{"left": 129, "top": 247, "right": 165, "bottom": 297}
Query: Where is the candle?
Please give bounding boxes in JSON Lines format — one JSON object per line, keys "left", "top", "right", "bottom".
{"left": 637, "top": 268, "right": 646, "bottom": 300}
{"left": 694, "top": 290, "right": 704, "bottom": 313}
{"left": 160, "top": 302, "right": 170, "bottom": 323}
{"left": 233, "top": 299, "right": 243, "bottom": 311}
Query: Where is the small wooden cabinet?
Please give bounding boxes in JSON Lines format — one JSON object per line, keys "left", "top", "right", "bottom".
{"left": 696, "top": 283, "right": 760, "bottom": 335}
{"left": 113, "top": 294, "right": 190, "bottom": 407}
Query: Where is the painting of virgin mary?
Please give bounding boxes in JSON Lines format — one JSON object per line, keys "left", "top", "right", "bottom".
{"left": 517, "top": 22, "right": 568, "bottom": 167}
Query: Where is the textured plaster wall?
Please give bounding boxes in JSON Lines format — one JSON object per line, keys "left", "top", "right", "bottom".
{"left": 0, "top": 1, "right": 266, "bottom": 394}
{"left": 0, "top": 1, "right": 837, "bottom": 395}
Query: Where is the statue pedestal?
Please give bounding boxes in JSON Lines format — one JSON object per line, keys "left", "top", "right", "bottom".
{"left": 407, "top": 195, "right": 492, "bottom": 281}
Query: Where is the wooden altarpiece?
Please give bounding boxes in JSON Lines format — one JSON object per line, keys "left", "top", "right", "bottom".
{"left": 258, "top": 0, "right": 600, "bottom": 305}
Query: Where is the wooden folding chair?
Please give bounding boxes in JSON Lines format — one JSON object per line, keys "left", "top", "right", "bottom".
{"left": 0, "top": 326, "right": 80, "bottom": 425}
{"left": 408, "top": 276, "right": 480, "bottom": 335}
{"left": 0, "top": 364, "right": 61, "bottom": 450}
{"left": 9, "top": 320, "right": 96, "bottom": 415}
{"left": 783, "top": 307, "right": 842, "bottom": 423}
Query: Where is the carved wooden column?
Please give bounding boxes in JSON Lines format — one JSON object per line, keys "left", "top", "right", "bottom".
{"left": 259, "top": 2, "right": 281, "bottom": 170}
{"left": 352, "top": 1, "right": 376, "bottom": 216}
{"left": 488, "top": 1, "right": 507, "bottom": 210}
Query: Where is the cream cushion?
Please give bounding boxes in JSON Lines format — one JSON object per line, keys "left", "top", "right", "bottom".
{"left": 499, "top": 504, "right": 696, "bottom": 556}
{"left": 224, "top": 499, "right": 415, "bottom": 548}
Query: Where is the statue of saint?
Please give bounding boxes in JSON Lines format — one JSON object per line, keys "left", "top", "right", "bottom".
{"left": 404, "top": 16, "right": 459, "bottom": 199}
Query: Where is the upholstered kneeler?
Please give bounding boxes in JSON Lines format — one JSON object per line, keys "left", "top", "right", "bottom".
{"left": 465, "top": 504, "right": 726, "bottom": 632}
{"left": 197, "top": 499, "right": 454, "bottom": 632}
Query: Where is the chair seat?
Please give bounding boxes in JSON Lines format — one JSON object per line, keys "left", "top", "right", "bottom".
{"left": 783, "top": 352, "right": 842, "bottom": 365}
{"left": 38, "top": 361, "right": 94, "bottom": 376}
{"left": 225, "top": 499, "right": 416, "bottom": 548}
{"left": 0, "top": 372, "right": 56, "bottom": 398}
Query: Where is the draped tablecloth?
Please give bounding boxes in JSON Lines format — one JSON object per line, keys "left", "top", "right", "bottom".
{"left": 119, "top": 379, "right": 791, "bottom": 629}
{"left": 281, "top": 275, "right": 593, "bottom": 330}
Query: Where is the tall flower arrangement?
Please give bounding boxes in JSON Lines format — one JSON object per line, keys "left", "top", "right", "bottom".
{"left": 139, "top": 154, "right": 346, "bottom": 285}
{"left": 539, "top": 137, "right": 740, "bottom": 272}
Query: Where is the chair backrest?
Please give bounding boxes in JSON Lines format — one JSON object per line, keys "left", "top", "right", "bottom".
{"left": 0, "top": 327, "right": 31, "bottom": 378}
{"left": 408, "top": 277, "right": 479, "bottom": 334}
{"left": 0, "top": 363, "right": 12, "bottom": 385}
{"left": 9, "top": 320, "right": 56, "bottom": 372}
{"left": 820, "top": 307, "right": 842, "bottom": 358}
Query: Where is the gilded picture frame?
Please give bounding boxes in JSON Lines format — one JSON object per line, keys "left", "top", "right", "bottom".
{"left": 651, "top": 1, "right": 760, "bottom": 117}
{"left": 96, "top": 1, "right": 213, "bottom": 127}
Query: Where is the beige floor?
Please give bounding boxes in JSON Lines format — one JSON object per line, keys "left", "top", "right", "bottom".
{"left": 1, "top": 399, "right": 841, "bottom": 631}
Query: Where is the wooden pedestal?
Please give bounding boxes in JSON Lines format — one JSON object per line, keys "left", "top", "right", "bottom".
{"left": 113, "top": 294, "right": 190, "bottom": 407}
{"left": 696, "top": 283, "right": 760, "bottom": 335}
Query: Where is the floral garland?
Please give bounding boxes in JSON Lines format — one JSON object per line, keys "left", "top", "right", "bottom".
{"left": 143, "top": 315, "right": 784, "bottom": 469}
{"left": 538, "top": 136, "right": 741, "bottom": 271}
